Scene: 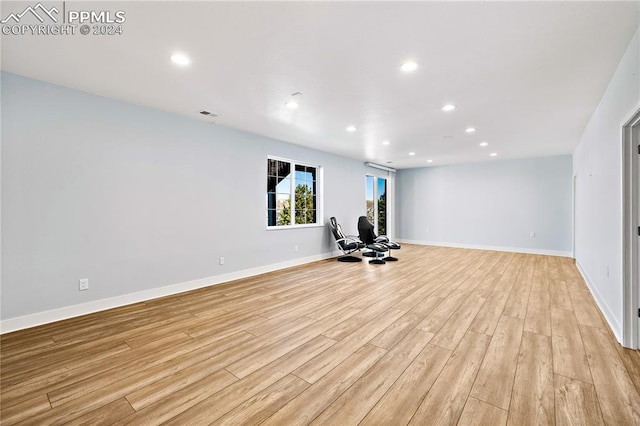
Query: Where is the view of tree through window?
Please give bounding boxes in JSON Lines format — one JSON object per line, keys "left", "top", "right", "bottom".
{"left": 267, "top": 159, "right": 319, "bottom": 227}
{"left": 366, "top": 175, "right": 387, "bottom": 236}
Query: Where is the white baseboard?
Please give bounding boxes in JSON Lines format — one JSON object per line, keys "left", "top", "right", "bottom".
{"left": 0, "top": 251, "right": 340, "bottom": 334}
{"left": 575, "top": 260, "right": 623, "bottom": 344}
{"left": 397, "top": 239, "right": 572, "bottom": 257}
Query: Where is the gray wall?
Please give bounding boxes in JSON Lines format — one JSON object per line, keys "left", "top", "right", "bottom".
{"left": 1, "top": 72, "right": 366, "bottom": 321}
{"left": 396, "top": 156, "right": 573, "bottom": 254}
{"left": 572, "top": 27, "right": 640, "bottom": 342}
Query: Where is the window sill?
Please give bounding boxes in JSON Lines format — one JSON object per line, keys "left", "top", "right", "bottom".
{"left": 266, "top": 223, "right": 324, "bottom": 231}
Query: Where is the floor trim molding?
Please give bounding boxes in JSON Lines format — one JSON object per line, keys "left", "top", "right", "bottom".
{"left": 397, "top": 239, "right": 572, "bottom": 257}
{"left": 0, "top": 251, "right": 340, "bottom": 334}
{"left": 575, "top": 260, "right": 623, "bottom": 344}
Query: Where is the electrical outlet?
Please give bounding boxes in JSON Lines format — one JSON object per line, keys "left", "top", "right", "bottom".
{"left": 79, "top": 278, "right": 89, "bottom": 291}
{"left": 294, "top": 245, "right": 299, "bottom": 252}
{"left": 530, "top": 231, "right": 535, "bottom": 238}
{"left": 425, "top": 227, "right": 429, "bottom": 233}
{"left": 219, "top": 257, "right": 225, "bottom": 265}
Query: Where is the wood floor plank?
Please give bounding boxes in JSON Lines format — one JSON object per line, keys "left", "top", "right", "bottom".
{"left": 473, "top": 252, "right": 512, "bottom": 297}
{"left": 469, "top": 290, "right": 510, "bottom": 336}
{"left": 1, "top": 340, "right": 135, "bottom": 404}
{"left": 46, "top": 330, "right": 253, "bottom": 407}
{"left": 225, "top": 306, "right": 360, "bottom": 378}
{"left": 458, "top": 397, "right": 508, "bottom": 426}
{"left": 616, "top": 344, "right": 640, "bottom": 396}
{"left": 0, "top": 394, "right": 51, "bottom": 426}
{"left": 547, "top": 255, "right": 565, "bottom": 282}
{"left": 63, "top": 398, "right": 135, "bottom": 426}
{"left": 554, "top": 374, "right": 604, "bottom": 426}
{"left": 470, "top": 315, "right": 524, "bottom": 410}
{"left": 502, "top": 257, "right": 534, "bottom": 319}
{"left": 256, "top": 345, "right": 387, "bottom": 426}
{"left": 1, "top": 246, "right": 634, "bottom": 426}
{"left": 210, "top": 374, "right": 310, "bottom": 426}
{"left": 550, "top": 280, "right": 573, "bottom": 311}
{"left": 492, "top": 253, "right": 525, "bottom": 292}
{"left": 408, "top": 331, "right": 491, "bottom": 426}
{"left": 580, "top": 325, "right": 640, "bottom": 425}
{"left": 294, "top": 308, "right": 405, "bottom": 383}
{"left": 550, "top": 308, "right": 592, "bottom": 383}
{"left": 124, "top": 363, "right": 238, "bottom": 411}
{"left": 524, "top": 289, "right": 551, "bottom": 336}
{"left": 430, "top": 291, "right": 486, "bottom": 350}
{"left": 121, "top": 335, "right": 336, "bottom": 426}
{"left": 507, "top": 332, "right": 554, "bottom": 426}
{"left": 20, "top": 333, "right": 250, "bottom": 424}
{"left": 369, "top": 296, "right": 443, "bottom": 350}
{"left": 360, "top": 344, "right": 452, "bottom": 426}
{"left": 570, "top": 291, "right": 607, "bottom": 329}
{"left": 310, "top": 328, "right": 434, "bottom": 425}
{"left": 531, "top": 256, "right": 550, "bottom": 292}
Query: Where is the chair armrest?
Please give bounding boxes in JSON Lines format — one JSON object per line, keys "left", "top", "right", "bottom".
{"left": 375, "top": 235, "right": 389, "bottom": 243}
{"left": 336, "top": 236, "right": 361, "bottom": 245}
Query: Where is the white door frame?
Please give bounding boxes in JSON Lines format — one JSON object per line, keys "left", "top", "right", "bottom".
{"left": 572, "top": 175, "right": 577, "bottom": 259}
{"left": 622, "top": 107, "right": 640, "bottom": 349}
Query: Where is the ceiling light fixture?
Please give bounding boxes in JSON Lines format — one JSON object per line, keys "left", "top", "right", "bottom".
{"left": 465, "top": 127, "right": 476, "bottom": 133}
{"left": 427, "top": 159, "right": 433, "bottom": 163}
{"left": 400, "top": 61, "right": 418, "bottom": 72}
{"left": 490, "top": 152, "right": 498, "bottom": 157}
{"left": 409, "top": 152, "right": 416, "bottom": 156}
{"left": 346, "top": 126, "right": 357, "bottom": 132}
{"left": 285, "top": 100, "right": 299, "bottom": 109}
{"left": 170, "top": 53, "right": 190, "bottom": 66}
{"left": 382, "top": 141, "right": 390, "bottom": 145}
{"left": 441, "top": 104, "right": 456, "bottom": 112}
{"left": 479, "top": 141, "right": 489, "bottom": 147}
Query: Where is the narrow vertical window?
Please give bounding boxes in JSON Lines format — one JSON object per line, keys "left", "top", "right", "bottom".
{"left": 366, "top": 175, "right": 387, "bottom": 235}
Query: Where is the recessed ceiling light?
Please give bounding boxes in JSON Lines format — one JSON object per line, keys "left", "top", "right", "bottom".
{"left": 285, "top": 100, "right": 299, "bottom": 109}
{"left": 442, "top": 104, "right": 456, "bottom": 112}
{"left": 490, "top": 152, "right": 498, "bottom": 157}
{"left": 382, "top": 141, "right": 390, "bottom": 145}
{"left": 427, "top": 159, "right": 433, "bottom": 163}
{"left": 479, "top": 142, "right": 489, "bottom": 147}
{"left": 170, "top": 53, "right": 190, "bottom": 66}
{"left": 346, "top": 126, "right": 357, "bottom": 132}
{"left": 465, "top": 127, "right": 476, "bottom": 133}
{"left": 409, "top": 152, "right": 416, "bottom": 156}
{"left": 400, "top": 61, "right": 418, "bottom": 72}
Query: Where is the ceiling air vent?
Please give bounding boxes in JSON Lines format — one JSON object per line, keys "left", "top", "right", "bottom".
{"left": 199, "top": 110, "right": 218, "bottom": 117}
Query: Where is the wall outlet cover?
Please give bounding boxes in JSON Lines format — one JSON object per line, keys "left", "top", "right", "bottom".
{"left": 79, "top": 278, "right": 89, "bottom": 291}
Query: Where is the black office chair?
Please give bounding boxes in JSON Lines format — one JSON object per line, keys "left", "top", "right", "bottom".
{"left": 329, "top": 217, "right": 365, "bottom": 262}
{"left": 357, "top": 216, "right": 401, "bottom": 262}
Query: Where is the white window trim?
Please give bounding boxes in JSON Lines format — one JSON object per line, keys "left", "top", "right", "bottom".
{"left": 266, "top": 156, "right": 323, "bottom": 229}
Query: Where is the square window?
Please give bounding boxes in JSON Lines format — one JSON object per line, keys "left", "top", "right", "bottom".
{"left": 268, "top": 158, "right": 321, "bottom": 227}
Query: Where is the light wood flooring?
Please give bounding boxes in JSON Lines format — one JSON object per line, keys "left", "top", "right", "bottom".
{"left": 2, "top": 245, "right": 640, "bottom": 425}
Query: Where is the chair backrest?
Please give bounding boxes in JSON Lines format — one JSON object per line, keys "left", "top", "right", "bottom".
{"left": 357, "top": 216, "right": 377, "bottom": 244}
{"left": 329, "top": 217, "right": 347, "bottom": 249}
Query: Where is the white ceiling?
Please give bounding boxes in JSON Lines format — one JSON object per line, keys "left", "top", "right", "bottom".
{"left": 1, "top": 1, "right": 639, "bottom": 168}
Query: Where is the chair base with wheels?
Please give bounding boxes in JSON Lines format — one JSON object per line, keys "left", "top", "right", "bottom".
{"left": 329, "top": 217, "right": 365, "bottom": 263}
{"left": 338, "top": 254, "right": 362, "bottom": 263}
